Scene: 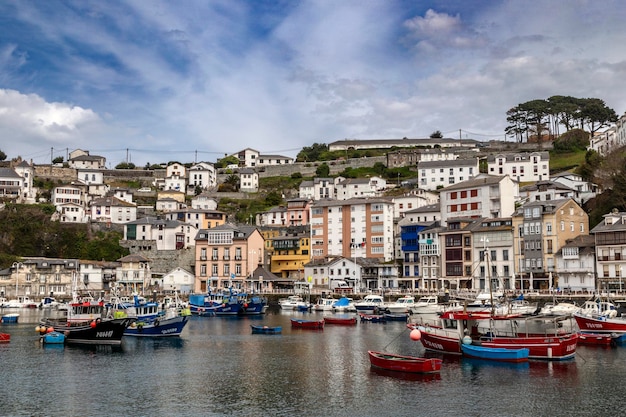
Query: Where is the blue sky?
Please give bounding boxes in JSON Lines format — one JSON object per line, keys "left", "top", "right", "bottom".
{"left": 1, "top": 0, "right": 625, "bottom": 167}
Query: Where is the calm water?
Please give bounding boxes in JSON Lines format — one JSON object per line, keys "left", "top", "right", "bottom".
{"left": 1, "top": 308, "right": 626, "bottom": 417}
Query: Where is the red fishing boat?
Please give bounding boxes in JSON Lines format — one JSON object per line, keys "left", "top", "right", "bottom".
{"left": 574, "top": 312, "right": 626, "bottom": 343}
{"left": 290, "top": 318, "right": 324, "bottom": 329}
{"left": 368, "top": 351, "right": 442, "bottom": 374}
{"left": 0, "top": 333, "right": 10, "bottom": 343}
{"left": 577, "top": 332, "right": 616, "bottom": 346}
{"left": 324, "top": 316, "right": 357, "bottom": 325}
{"left": 413, "top": 311, "right": 578, "bottom": 360}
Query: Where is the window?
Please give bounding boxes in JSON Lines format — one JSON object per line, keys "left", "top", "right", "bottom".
{"left": 503, "top": 249, "right": 509, "bottom": 261}
{"left": 570, "top": 222, "right": 574, "bottom": 232}
{"left": 560, "top": 221, "right": 565, "bottom": 231}
{"left": 580, "top": 223, "right": 585, "bottom": 232}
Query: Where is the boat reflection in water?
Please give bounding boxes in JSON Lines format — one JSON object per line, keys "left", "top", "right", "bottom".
{"left": 369, "top": 366, "right": 442, "bottom": 382}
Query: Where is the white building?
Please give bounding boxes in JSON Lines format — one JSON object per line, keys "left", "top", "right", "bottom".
{"left": 336, "top": 177, "right": 385, "bottom": 200}
{"left": 191, "top": 194, "right": 218, "bottom": 210}
{"left": 13, "top": 160, "right": 36, "bottom": 202}
{"left": 239, "top": 168, "right": 259, "bottom": 192}
{"left": 57, "top": 202, "right": 89, "bottom": 223}
{"left": 418, "top": 158, "right": 480, "bottom": 190}
{"left": 161, "top": 267, "right": 196, "bottom": 294}
{"left": 299, "top": 177, "right": 337, "bottom": 200}
{"left": 487, "top": 152, "right": 550, "bottom": 183}
{"left": 551, "top": 172, "right": 599, "bottom": 204}
{"left": 188, "top": 162, "right": 217, "bottom": 190}
{"left": 68, "top": 150, "right": 106, "bottom": 169}
{"left": 164, "top": 163, "right": 187, "bottom": 192}
{"left": 123, "top": 217, "right": 197, "bottom": 250}
{"left": 555, "top": 235, "right": 596, "bottom": 293}
{"left": 90, "top": 196, "right": 137, "bottom": 224}
{"left": 439, "top": 174, "right": 519, "bottom": 226}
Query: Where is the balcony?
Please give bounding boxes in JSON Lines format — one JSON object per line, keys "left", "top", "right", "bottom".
{"left": 223, "top": 256, "right": 230, "bottom": 261}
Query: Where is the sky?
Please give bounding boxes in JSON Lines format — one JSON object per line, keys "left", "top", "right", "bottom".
{"left": 1, "top": 0, "right": 625, "bottom": 167}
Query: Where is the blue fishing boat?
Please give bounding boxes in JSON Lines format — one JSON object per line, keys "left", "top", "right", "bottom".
{"left": 461, "top": 342, "right": 529, "bottom": 363}
{"left": 238, "top": 295, "right": 268, "bottom": 315}
{"left": 251, "top": 325, "right": 282, "bottom": 334}
{"left": 189, "top": 289, "right": 242, "bottom": 316}
{"left": 41, "top": 331, "right": 65, "bottom": 345}
{"left": 111, "top": 293, "right": 191, "bottom": 337}
{"left": 383, "top": 313, "right": 409, "bottom": 322}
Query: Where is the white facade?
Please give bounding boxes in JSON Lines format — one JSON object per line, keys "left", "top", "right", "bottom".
{"left": 191, "top": 194, "right": 218, "bottom": 210}
{"left": 68, "top": 150, "right": 106, "bottom": 169}
{"left": 239, "top": 169, "right": 259, "bottom": 192}
{"left": 551, "top": 172, "right": 598, "bottom": 204}
{"left": 58, "top": 202, "right": 89, "bottom": 223}
{"left": 256, "top": 154, "right": 294, "bottom": 166}
{"left": 53, "top": 185, "right": 86, "bottom": 207}
{"left": 336, "top": 177, "right": 385, "bottom": 200}
{"left": 188, "top": 162, "right": 217, "bottom": 190}
{"left": 161, "top": 267, "right": 195, "bottom": 294}
{"left": 418, "top": 158, "right": 479, "bottom": 190}
{"left": 90, "top": 196, "right": 137, "bottom": 224}
{"left": 124, "top": 217, "right": 197, "bottom": 250}
{"left": 236, "top": 148, "right": 260, "bottom": 167}
{"left": 156, "top": 198, "right": 185, "bottom": 212}
{"left": 439, "top": 174, "right": 519, "bottom": 226}
{"left": 13, "top": 160, "right": 36, "bottom": 202}
{"left": 77, "top": 169, "right": 104, "bottom": 185}
{"left": 256, "top": 206, "right": 287, "bottom": 227}
{"left": 299, "top": 177, "right": 336, "bottom": 200}
{"left": 487, "top": 152, "right": 550, "bottom": 183}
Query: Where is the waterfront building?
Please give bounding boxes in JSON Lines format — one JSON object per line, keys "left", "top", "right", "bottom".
{"left": 79, "top": 260, "right": 119, "bottom": 292}
{"left": 260, "top": 225, "right": 311, "bottom": 279}
{"left": 417, "top": 222, "right": 444, "bottom": 291}
{"left": 591, "top": 209, "right": 626, "bottom": 293}
{"left": 512, "top": 198, "right": 589, "bottom": 291}
{"left": 193, "top": 224, "right": 264, "bottom": 292}
{"left": 554, "top": 235, "right": 596, "bottom": 293}
{"left": 310, "top": 198, "right": 395, "bottom": 262}
{"left": 399, "top": 220, "right": 433, "bottom": 290}
{"left": 468, "top": 218, "right": 515, "bottom": 291}
{"left": 439, "top": 218, "right": 477, "bottom": 290}
{"left": 0, "top": 257, "right": 78, "bottom": 299}
{"left": 116, "top": 254, "right": 152, "bottom": 294}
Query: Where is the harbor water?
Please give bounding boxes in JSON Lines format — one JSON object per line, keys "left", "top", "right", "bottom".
{"left": 1, "top": 308, "right": 626, "bottom": 416}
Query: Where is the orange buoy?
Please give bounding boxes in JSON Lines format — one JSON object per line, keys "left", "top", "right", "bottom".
{"left": 409, "top": 328, "right": 422, "bottom": 341}
{"left": 90, "top": 320, "right": 97, "bottom": 328}
{"left": 46, "top": 327, "right": 55, "bottom": 333}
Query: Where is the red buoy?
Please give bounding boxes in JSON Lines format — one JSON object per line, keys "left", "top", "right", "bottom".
{"left": 410, "top": 328, "right": 422, "bottom": 341}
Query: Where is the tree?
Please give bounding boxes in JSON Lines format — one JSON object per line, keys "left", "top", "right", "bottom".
{"left": 429, "top": 130, "right": 443, "bottom": 139}
{"left": 0, "top": 150, "right": 6, "bottom": 161}
{"left": 52, "top": 156, "right": 64, "bottom": 164}
{"left": 579, "top": 98, "right": 618, "bottom": 139}
{"left": 216, "top": 155, "right": 239, "bottom": 168}
{"left": 115, "top": 162, "right": 136, "bottom": 169}
{"left": 316, "top": 163, "right": 330, "bottom": 177}
{"left": 265, "top": 191, "right": 283, "bottom": 206}
{"left": 297, "top": 143, "right": 328, "bottom": 162}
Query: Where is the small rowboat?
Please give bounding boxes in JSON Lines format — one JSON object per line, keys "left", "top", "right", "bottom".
{"left": 290, "top": 318, "right": 324, "bottom": 329}
{"left": 461, "top": 343, "right": 529, "bottom": 363}
{"left": 41, "top": 331, "right": 66, "bottom": 345}
{"left": 368, "top": 350, "right": 442, "bottom": 373}
{"left": 383, "top": 313, "right": 409, "bottom": 322}
{"left": 359, "top": 313, "right": 385, "bottom": 323}
{"left": 0, "top": 333, "right": 10, "bottom": 343}
{"left": 251, "top": 325, "right": 282, "bottom": 334}
{"left": 577, "top": 332, "right": 616, "bottom": 346}
{"left": 2, "top": 313, "right": 19, "bottom": 323}
{"left": 324, "top": 316, "right": 357, "bottom": 325}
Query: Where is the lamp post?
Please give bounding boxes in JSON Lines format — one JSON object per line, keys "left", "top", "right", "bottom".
{"left": 11, "top": 262, "right": 24, "bottom": 299}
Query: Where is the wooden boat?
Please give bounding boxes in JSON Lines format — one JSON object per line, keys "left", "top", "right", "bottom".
{"left": 359, "top": 313, "right": 385, "bottom": 323}
{"left": 41, "top": 331, "right": 66, "bottom": 345}
{"left": 415, "top": 311, "right": 578, "bottom": 360}
{"left": 461, "top": 343, "right": 529, "bottom": 362}
{"left": 290, "top": 318, "right": 324, "bottom": 329}
{"left": 368, "top": 350, "right": 442, "bottom": 374}
{"left": 251, "top": 325, "right": 282, "bottom": 334}
{"left": 0, "top": 333, "right": 10, "bottom": 343}
{"left": 577, "top": 332, "right": 616, "bottom": 346}
{"left": 2, "top": 313, "right": 20, "bottom": 323}
{"left": 383, "top": 313, "right": 409, "bottom": 322}
{"left": 324, "top": 316, "right": 357, "bottom": 325}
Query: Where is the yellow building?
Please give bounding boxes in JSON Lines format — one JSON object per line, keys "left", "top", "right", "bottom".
{"left": 260, "top": 226, "right": 311, "bottom": 279}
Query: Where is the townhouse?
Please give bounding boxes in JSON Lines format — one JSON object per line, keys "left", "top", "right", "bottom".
{"left": 591, "top": 209, "right": 626, "bottom": 293}
{"left": 487, "top": 151, "right": 550, "bottom": 183}
{"left": 417, "top": 158, "right": 480, "bottom": 191}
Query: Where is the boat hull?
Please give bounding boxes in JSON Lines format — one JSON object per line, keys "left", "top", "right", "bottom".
{"left": 2, "top": 313, "right": 19, "bottom": 323}
{"left": 41, "top": 318, "right": 133, "bottom": 345}
{"left": 461, "top": 343, "right": 529, "bottom": 362}
{"left": 251, "top": 325, "right": 282, "bottom": 334}
{"left": 368, "top": 351, "right": 442, "bottom": 373}
{"left": 0, "top": 333, "right": 9, "bottom": 343}
{"left": 574, "top": 313, "right": 626, "bottom": 335}
{"left": 577, "top": 332, "right": 616, "bottom": 346}
{"left": 124, "top": 315, "right": 189, "bottom": 337}
{"left": 324, "top": 317, "right": 357, "bottom": 325}
{"left": 290, "top": 319, "right": 324, "bottom": 329}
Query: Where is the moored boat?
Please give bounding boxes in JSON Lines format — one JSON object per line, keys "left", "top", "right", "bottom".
{"left": 461, "top": 343, "right": 529, "bottom": 362}
{"left": 385, "top": 296, "right": 416, "bottom": 314}
{"left": 0, "top": 332, "right": 9, "bottom": 343}
{"left": 238, "top": 295, "right": 269, "bottom": 315}
{"left": 359, "top": 313, "right": 386, "bottom": 323}
{"left": 367, "top": 350, "right": 442, "bottom": 374}
{"left": 278, "top": 295, "right": 308, "bottom": 311}
{"left": 414, "top": 311, "right": 578, "bottom": 360}
{"left": 290, "top": 318, "right": 324, "bottom": 329}
{"left": 577, "top": 332, "right": 616, "bottom": 346}
{"left": 41, "top": 330, "right": 66, "bottom": 345}
{"left": 324, "top": 316, "right": 357, "bottom": 325}
{"left": 40, "top": 299, "right": 134, "bottom": 345}
{"left": 332, "top": 296, "right": 356, "bottom": 312}
{"left": 2, "top": 313, "right": 19, "bottom": 323}
{"left": 251, "top": 325, "right": 282, "bottom": 334}
{"left": 313, "top": 297, "right": 335, "bottom": 311}
{"left": 412, "top": 295, "right": 443, "bottom": 315}
{"left": 354, "top": 294, "right": 387, "bottom": 314}
{"left": 383, "top": 313, "right": 409, "bottom": 322}
{"left": 573, "top": 312, "right": 626, "bottom": 343}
